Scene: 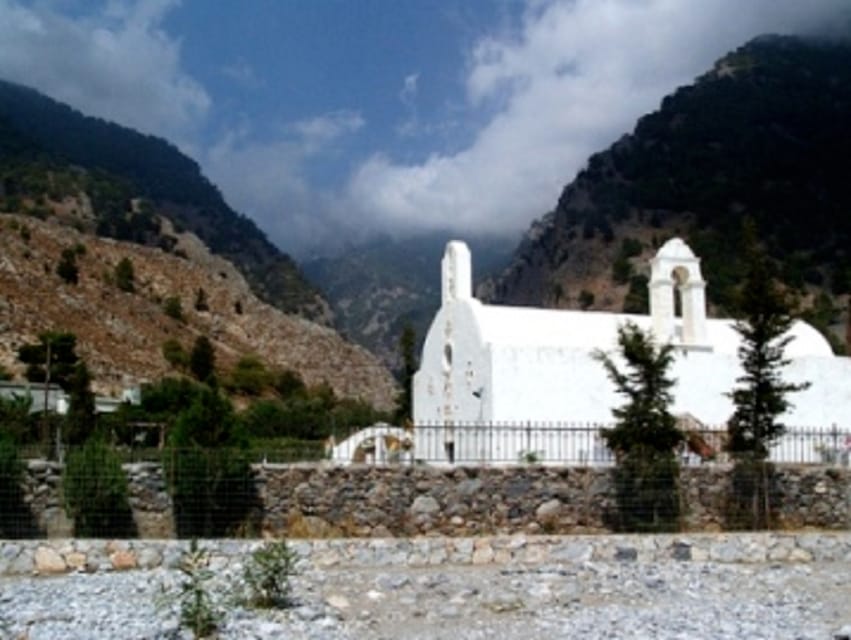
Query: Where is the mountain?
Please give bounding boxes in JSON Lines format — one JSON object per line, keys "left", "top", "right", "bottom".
{"left": 485, "top": 35, "right": 851, "bottom": 352}
{"left": 0, "top": 79, "right": 329, "bottom": 322}
{"left": 0, "top": 212, "right": 396, "bottom": 409}
{"left": 303, "top": 233, "right": 514, "bottom": 367}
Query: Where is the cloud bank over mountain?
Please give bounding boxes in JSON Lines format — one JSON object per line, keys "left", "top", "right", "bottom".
{"left": 1, "top": 0, "right": 848, "bottom": 254}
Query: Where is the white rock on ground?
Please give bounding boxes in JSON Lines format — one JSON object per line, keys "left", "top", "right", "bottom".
{"left": 1, "top": 560, "right": 851, "bottom": 639}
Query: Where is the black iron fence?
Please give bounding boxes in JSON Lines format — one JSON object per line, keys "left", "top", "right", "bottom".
{"left": 323, "top": 422, "right": 851, "bottom": 466}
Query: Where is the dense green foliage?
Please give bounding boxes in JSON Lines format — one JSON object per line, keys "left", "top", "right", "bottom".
{"left": 0, "top": 79, "right": 324, "bottom": 318}
{"left": 0, "top": 433, "right": 37, "bottom": 537}
{"left": 225, "top": 355, "right": 270, "bottom": 396}
{"left": 63, "top": 436, "right": 135, "bottom": 537}
{"left": 64, "top": 361, "right": 96, "bottom": 445}
{"left": 0, "top": 394, "right": 34, "bottom": 443}
{"left": 189, "top": 336, "right": 215, "bottom": 383}
{"left": 17, "top": 331, "right": 79, "bottom": 388}
{"left": 165, "top": 386, "right": 257, "bottom": 538}
{"left": 56, "top": 247, "right": 79, "bottom": 284}
{"left": 595, "top": 322, "right": 683, "bottom": 532}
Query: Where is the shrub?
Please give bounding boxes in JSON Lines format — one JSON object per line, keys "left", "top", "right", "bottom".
{"left": 166, "top": 387, "right": 257, "bottom": 537}
{"left": 163, "top": 296, "right": 184, "bottom": 321}
{"left": 189, "top": 336, "right": 215, "bottom": 383}
{"left": 162, "top": 339, "right": 189, "bottom": 370}
{"left": 56, "top": 248, "right": 79, "bottom": 284}
{"left": 226, "top": 355, "right": 271, "bottom": 396}
{"left": 63, "top": 437, "right": 136, "bottom": 537}
{"left": 114, "top": 257, "right": 135, "bottom": 293}
{"left": 243, "top": 540, "right": 298, "bottom": 609}
{"left": 0, "top": 434, "right": 38, "bottom": 537}
{"left": 173, "top": 540, "right": 221, "bottom": 638}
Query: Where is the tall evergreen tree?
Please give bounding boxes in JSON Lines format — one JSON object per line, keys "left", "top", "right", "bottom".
{"left": 65, "top": 361, "right": 96, "bottom": 445}
{"left": 594, "top": 322, "right": 683, "bottom": 532}
{"left": 394, "top": 324, "right": 417, "bottom": 425}
{"left": 725, "top": 223, "right": 809, "bottom": 528}
{"left": 189, "top": 335, "right": 215, "bottom": 383}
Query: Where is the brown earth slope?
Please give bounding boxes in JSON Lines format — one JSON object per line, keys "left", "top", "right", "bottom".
{"left": 0, "top": 213, "right": 396, "bottom": 409}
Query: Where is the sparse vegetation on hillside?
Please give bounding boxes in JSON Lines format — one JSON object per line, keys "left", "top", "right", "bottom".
{"left": 0, "top": 78, "right": 327, "bottom": 320}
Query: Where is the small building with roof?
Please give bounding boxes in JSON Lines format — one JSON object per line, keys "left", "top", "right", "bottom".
{"left": 412, "top": 239, "right": 851, "bottom": 464}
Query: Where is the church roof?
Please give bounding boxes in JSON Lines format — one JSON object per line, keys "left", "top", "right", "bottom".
{"left": 467, "top": 300, "right": 833, "bottom": 358}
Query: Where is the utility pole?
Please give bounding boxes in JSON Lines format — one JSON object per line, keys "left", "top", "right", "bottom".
{"left": 42, "top": 339, "right": 51, "bottom": 458}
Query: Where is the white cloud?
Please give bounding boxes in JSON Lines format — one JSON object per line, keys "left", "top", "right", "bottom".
{"left": 289, "top": 110, "right": 365, "bottom": 153}
{"left": 399, "top": 73, "right": 419, "bottom": 106}
{"left": 203, "top": 111, "right": 364, "bottom": 253}
{"left": 344, "top": 0, "right": 851, "bottom": 239}
{"left": 0, "top": 0, "right": 209, "bottom": 145}
{"left": 221, "top": 60, "right": 263, "bottom": 89}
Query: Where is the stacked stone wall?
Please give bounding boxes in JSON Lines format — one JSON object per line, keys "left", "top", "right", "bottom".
{"left": 14, "top": 461, "right": 851, "bottom": 539}
{"left": 3, "top": 532, "right": 851, "bottom": 577}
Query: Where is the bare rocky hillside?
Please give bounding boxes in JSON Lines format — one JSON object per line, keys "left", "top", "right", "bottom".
{"left": 0, "top": 213, "right": 396, "bottom": 409}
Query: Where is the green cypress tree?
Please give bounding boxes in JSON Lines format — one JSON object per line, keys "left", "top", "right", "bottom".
{"left": 594, "top": 322, "right": 683, "bottom": 532}
{"left": 725, "top": 223, "right": 809, "bottom": 529}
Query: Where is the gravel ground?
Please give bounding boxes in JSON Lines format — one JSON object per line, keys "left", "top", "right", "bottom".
{"left": 2, "top": 560, "right": 851, "bottom": 639}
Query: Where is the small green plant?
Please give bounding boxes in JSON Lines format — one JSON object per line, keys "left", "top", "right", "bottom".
{"left": 175, "top": 540, "right": 221, "bottom": 638}
{"left": 519, "top": 450, "right": 541, "bottom": 464}
{"left": 162, "top": 338, "right": 189, "bottom": 370}
{"left": 56, "top": 247, "right": 79, "bottom": 284}
{"left": 114, "top": 257, "right": 135, "bottom": 293}
{"left": 243, "top": 539, "right": 299, "bottom": 609}
{"left": 163, "top": 296, "right": 184, "bottom": 321}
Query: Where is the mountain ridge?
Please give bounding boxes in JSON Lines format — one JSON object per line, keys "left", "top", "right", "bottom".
{"left": 485, "top": 35, "right": 851, "bottom": 352}
{"left": 0, "top": 79, "right": 330, "bottom": 322}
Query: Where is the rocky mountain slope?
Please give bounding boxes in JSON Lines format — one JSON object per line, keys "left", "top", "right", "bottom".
{"left": 485, "top": 35, "right": 851, "bottom": 352}
{"left": 0, "top": 79, "right": 329, "bottom": 322}
{"left": 0, "top": 211, "right": 396, "bottom": 409}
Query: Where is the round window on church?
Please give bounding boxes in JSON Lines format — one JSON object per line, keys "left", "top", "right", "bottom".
{"left": 443, "top": 343, "right": 453, "bottom": 371}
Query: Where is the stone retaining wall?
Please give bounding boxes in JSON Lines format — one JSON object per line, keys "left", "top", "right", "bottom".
{"left": 258, "top": 463, "right": 851, "bottom": 537}
{"left": 2, "top": 532, "right": 851, "bottom": 577}
{"left": 17, "top": 461, "right": 851, "bottom": 538}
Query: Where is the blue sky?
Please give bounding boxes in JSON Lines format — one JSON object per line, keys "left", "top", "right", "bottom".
{"left": 1, "top": 1, "right": 849, "bottom": 256}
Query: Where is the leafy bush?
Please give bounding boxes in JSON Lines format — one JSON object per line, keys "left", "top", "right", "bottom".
{"left": 165, "top": 387, "right": 257, "bottom": 537}
{"left": 189, "top": 336, "right": 215, "bottom": 383}
{"left": 114, "top": 257, "right": 135, "bottom": 293}
{"left": 63, "top": 437, "right": 135, "bottom": 537}
{"left": 162, "top": 339, "right": 189, "bottom": 370}
{"left": 163, "top": 296, "right": 184, "bottom": 321}
{"left": 226, "top": 355, "right": 271, "bottom": 396}
{"left": 0, "top": 434, "right": 38, "bottom": 537}
{"left": 56, "top": 247, "right": 79, "bottom": 284}
{"left": 243, "top": 540, "right": 298, "bottom": 609}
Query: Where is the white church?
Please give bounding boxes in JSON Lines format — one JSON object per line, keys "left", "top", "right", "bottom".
{"left": 411, "top": 238, "right": 851, "bottom": 465}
